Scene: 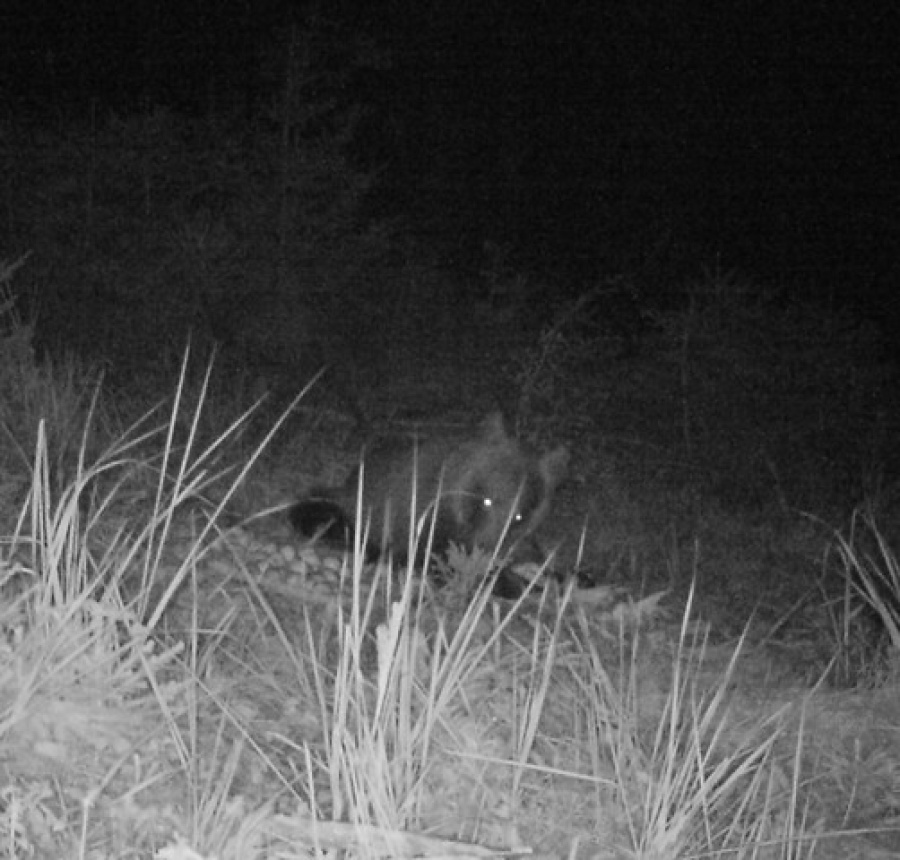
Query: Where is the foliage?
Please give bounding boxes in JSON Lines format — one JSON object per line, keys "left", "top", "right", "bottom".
{"left": 3, "top": 24, "right": 393, "bottom": 385}
{"left": 507, "top": 266, "right": 896, "bottom": 514}
{"left": 0, "top": 256, "right": 111, "bottom": 496}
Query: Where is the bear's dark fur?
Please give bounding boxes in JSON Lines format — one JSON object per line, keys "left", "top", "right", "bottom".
{"left": 290, "top": 413, "right": 568, "bottom": 564}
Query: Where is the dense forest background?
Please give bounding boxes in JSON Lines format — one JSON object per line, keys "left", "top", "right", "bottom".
{"left": 1, "top": 0, "right": 898, "bottom": 517}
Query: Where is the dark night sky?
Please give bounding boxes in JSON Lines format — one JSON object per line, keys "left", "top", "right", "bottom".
{"left": 2, "top": 0, "right": 898, "bottom": 312}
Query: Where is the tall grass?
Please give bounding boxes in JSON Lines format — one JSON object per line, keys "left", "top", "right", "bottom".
{"left": 0, "top": 326, "right": 879, "bottom": 857}
{"left": 825, "top": 508, "right": 900, "bottom": 686}
{"left": 573, "top": 586, "right": 806, "bottom": 858}
{"left": 0, "top": 334, "right": 301, "bottom": 856}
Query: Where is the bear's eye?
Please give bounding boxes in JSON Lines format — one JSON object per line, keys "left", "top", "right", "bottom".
{"left": 481, "top": 496, "right": 524, "bottom": 525}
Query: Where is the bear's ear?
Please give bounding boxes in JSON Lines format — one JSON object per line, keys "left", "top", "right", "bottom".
{"left": 540, "top": 446, "right": 570, "bottom": 488}
{"left": 480, "top": 411, "right": 509, "bottom": 443}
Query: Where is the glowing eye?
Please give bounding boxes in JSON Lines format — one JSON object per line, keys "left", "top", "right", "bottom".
{"left": 482, "top": 497, "right": 493, "bottom": 509}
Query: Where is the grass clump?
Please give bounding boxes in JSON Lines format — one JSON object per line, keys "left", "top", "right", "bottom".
{"left": 823, "top": 508, "right": 900, "bottom": 687}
